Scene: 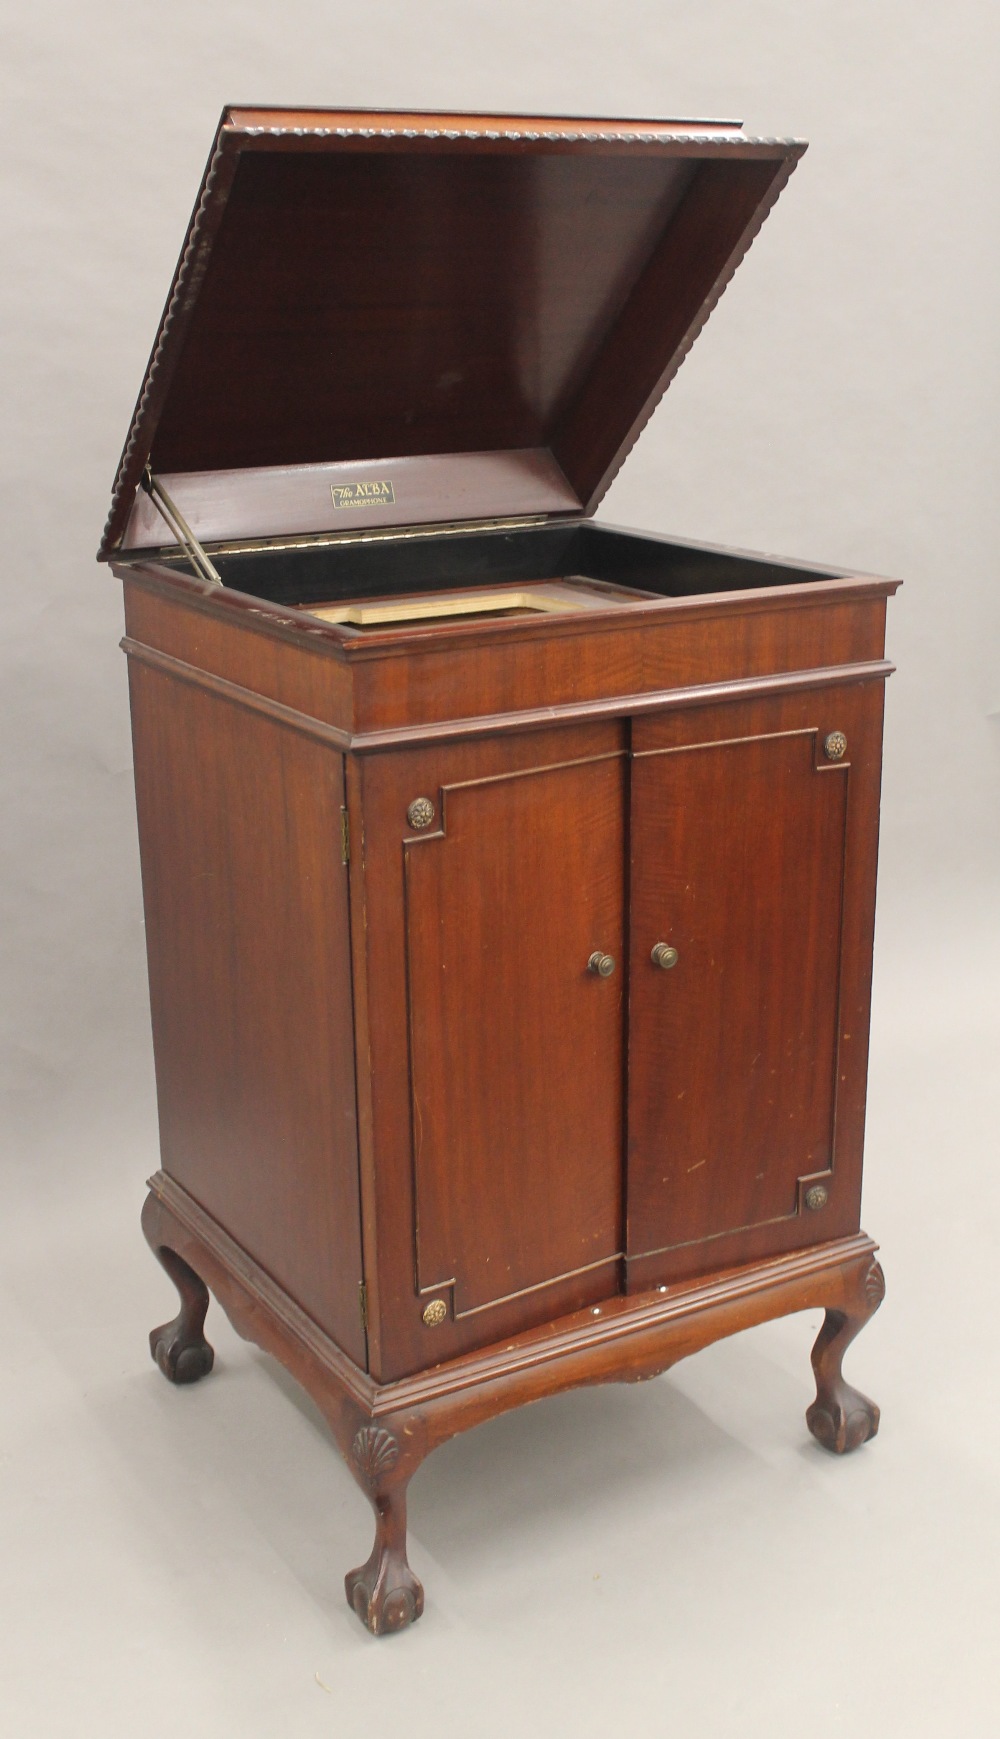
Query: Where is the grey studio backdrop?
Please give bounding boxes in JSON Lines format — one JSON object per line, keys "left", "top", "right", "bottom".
{"left": 2, "top": 4, "right": 998, "bottom": 1737}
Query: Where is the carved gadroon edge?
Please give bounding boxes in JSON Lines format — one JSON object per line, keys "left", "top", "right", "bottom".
{"left": 352, "top": 1425, "right": 401, "bottom": 1486}
{"left": 99, "top": 130, "right": 238, "bottom": 560}
{"left": 238, "top": 124, "right": 802, "bottom": 147}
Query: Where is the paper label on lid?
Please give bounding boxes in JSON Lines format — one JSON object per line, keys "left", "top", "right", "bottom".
{"left": 331, "top": 480, "right": 396, "bottom": 510}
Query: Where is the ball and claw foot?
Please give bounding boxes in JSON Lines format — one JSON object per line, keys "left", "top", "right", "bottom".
{"left": 147, "top": 1241, "right": 215, "bottom": 1385}
{"left": 806, "top": 1383, "right": 880, "bottom": 1454}
{"left": 345, "top": 1550, "right": 424, "bottom": 1636}
{"left": 149, "top": 1316, "right": 215, "bottom": 1385}
{"left": 806, "top": 1264, "right": 883, "bottom": 1455}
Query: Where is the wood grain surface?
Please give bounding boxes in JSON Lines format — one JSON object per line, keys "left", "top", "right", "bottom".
{"left": 100, "top": 111, "right": 803, "bottom": 556}
{"left": 129, "top": 659, "right": 366, "bottom": 1362}
{"left": 111, "top": 106, "right": 896, "bottom": 1636}
{"left": 142, "top": 1172, "right": 884, "bottom": 1633}
{"left": 350, "top": 720, "right": 628, "bottom": 1379}
{"left": 626, "top": 681, "right": 886, "bottom": 1289}
{"left": 403, "top": 752, "right": 626, "bottom": 1322}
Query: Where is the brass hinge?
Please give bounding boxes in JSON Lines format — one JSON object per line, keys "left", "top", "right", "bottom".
{"left": 122, "top": 512, "right": 560, "bottom": 563}
{"left": 358, "top": 1281, "right": 368, "bottom": 1333}
{"left": 340, "top": 807, "right": 350, "bottom": 865}
{"left": 303, "top": 512, "right": 550, "bottom": 548}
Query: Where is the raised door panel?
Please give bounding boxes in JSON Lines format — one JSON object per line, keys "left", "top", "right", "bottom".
{"left": 405, "top": 756, "right": 626, "bottom": 1323}
{"left": 626, "top": 685, "right": 885, "bottom": 1288}
{"left": 354, "top": 722, "right": 627, "bottom": 1381}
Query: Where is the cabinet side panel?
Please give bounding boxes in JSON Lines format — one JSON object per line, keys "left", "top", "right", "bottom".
{"left": 128, "top": 660, "right": 366, "bottom": 1363}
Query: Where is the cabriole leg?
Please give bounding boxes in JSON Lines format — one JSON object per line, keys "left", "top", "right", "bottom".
{"left": 143, "top": 1198, "right": 215, "bottom": 1385}
{"left": 806, "top": 1258, "right": 885, "bottom": 1454}
{"left": 345, "top": 1425, "right": 424, "bottom": 1635}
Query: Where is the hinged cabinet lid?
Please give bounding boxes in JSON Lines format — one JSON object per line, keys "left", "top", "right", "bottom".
{"left": 101, "top": 107, "right": 806, "bottom": 559}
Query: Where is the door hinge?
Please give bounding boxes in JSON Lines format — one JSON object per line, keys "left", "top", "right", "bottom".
{"left": 340, "top": 807, "right": 350, "bottom": 865}
{"left": 358, "top": 1281, "right": 368, "bottom": 1333}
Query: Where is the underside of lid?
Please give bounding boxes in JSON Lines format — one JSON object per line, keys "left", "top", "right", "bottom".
{"left": 100, "top": 108, "right": 806, "bottom": 559}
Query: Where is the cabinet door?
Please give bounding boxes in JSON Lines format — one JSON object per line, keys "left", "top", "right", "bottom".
{"left": 626, "top": 686, "right": 884, "bottom": 1289}
{"left": 357, "top": 724, "right": 627, "bottom": 1379}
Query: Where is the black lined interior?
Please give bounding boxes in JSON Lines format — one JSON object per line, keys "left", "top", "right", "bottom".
{"left": 209, "top": 523, "right": 842, "bottom": 608}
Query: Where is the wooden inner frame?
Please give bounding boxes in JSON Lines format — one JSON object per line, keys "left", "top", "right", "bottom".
{"left": 301, "top": 575, "right": 658, "bottom": 633}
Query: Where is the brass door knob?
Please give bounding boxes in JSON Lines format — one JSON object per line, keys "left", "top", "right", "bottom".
{"left": 587, "top": 951, "right": 616, "bottom": 978}
{"left": 651, "top": 942, "right": 679, "bottom": 971}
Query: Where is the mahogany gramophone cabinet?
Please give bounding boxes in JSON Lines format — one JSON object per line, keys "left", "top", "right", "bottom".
{"left": 101, "top": 106, "right": 896, "bottom": 1634}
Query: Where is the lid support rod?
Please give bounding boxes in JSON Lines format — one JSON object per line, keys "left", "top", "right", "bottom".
{"left": 141, "top": 466, "right": 223, "bottom": 589}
